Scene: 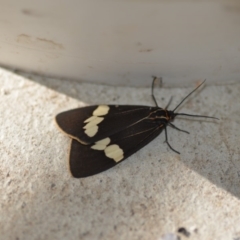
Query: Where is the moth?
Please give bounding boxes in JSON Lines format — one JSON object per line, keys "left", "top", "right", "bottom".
{"left": 55, "top": 77, "right": 217, "bottom": 178}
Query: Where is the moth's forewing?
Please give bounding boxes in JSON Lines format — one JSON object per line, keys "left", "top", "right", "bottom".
{"left": 56, "top": 105, "right": 158, "bottom": 144}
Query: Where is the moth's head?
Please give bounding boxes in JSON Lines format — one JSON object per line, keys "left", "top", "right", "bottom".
{"left": 167, "top": 110, "right": 177, "bottom": 122}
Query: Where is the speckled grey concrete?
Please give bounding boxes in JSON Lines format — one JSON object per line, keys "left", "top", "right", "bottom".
{"left": 1, "top": 68, "right": 240, "bottom": 240}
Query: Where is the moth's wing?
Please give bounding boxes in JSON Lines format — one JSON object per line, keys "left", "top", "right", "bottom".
{"left": 56, "top": 105, "right": 156, "bottom": 144}
{"left": 70, "top": 139, "right": 117, "bottom": 178}
{"left": 69, "top": 119, "right": 164, "bottom": 178}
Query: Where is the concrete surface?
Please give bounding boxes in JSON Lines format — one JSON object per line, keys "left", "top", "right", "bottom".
{"left": 1, "top": 68, "right": 240, "bottom": 240}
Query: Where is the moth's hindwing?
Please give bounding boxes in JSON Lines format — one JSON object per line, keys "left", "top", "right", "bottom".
{"left": 69, "top": 118, "right": 163, "bottom": 178}
{"left": 56, "top": 105, "right": 157, "bottom": 144}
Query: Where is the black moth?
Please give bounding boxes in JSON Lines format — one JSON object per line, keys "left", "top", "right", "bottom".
{"left": 55, "top": 77, "right": 217, "bottom": 178}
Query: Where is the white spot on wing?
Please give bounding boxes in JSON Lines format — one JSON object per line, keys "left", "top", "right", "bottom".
{"left": 91, "top": 138, "right": 124, "bottom": 162}
{"left": 104, "top": 144, "right": 124, "bottom": 162}
{"left": 83, "top": 105, "right": 110, "bottom": 137}
{"left": 91, "top": 137, "right": 111, "bottom": 150}
{"left": 83, "top": 117, "right": 103, "bottom": 129}
{"left": 93, "top": 105, "right": 109, "bottom": 116}
{"left": 84, "top": 115, "right": 97, "bottom": 123}
{"left": 84, "top": 125, "right": 98, "bottom": 137}
{"left": 95, "top": 137, "right": 111, "bottom": 146}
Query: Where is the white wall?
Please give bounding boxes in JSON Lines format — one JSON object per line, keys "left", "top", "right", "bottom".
{"left": 0, "top": 0, "right": 240, "bottom": 86}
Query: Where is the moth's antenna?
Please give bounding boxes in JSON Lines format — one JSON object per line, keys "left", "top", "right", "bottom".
{"left": 175, "top": 113, "right": 219, "bottom": 120}
{"left": 172, "top": 80, "right": 219, "bottom": 120}
{"left": 173, "top": 80, "right": 206, "bottom": 112}
{"left": 151, "top": 76, "right": 161, "bottom": 107}
{"left": 165, "top": 96, "right": 173, "bottom": 110}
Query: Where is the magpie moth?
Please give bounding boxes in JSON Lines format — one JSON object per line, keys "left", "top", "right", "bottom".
{"left": 55, "top": 77, "right": 218, "bottom": 178}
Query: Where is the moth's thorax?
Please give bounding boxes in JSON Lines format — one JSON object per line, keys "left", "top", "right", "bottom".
{"left": 148, "top": 108, "right": 176, "bottom": 123}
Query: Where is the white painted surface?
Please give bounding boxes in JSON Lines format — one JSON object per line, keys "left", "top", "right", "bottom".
{"left": 0, "top": 0, "right": 240, "bottom": 86}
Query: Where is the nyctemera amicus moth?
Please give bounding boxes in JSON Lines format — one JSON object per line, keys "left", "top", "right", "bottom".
{"left": 55, "top": 77, "right": 218, "bottom": 178}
